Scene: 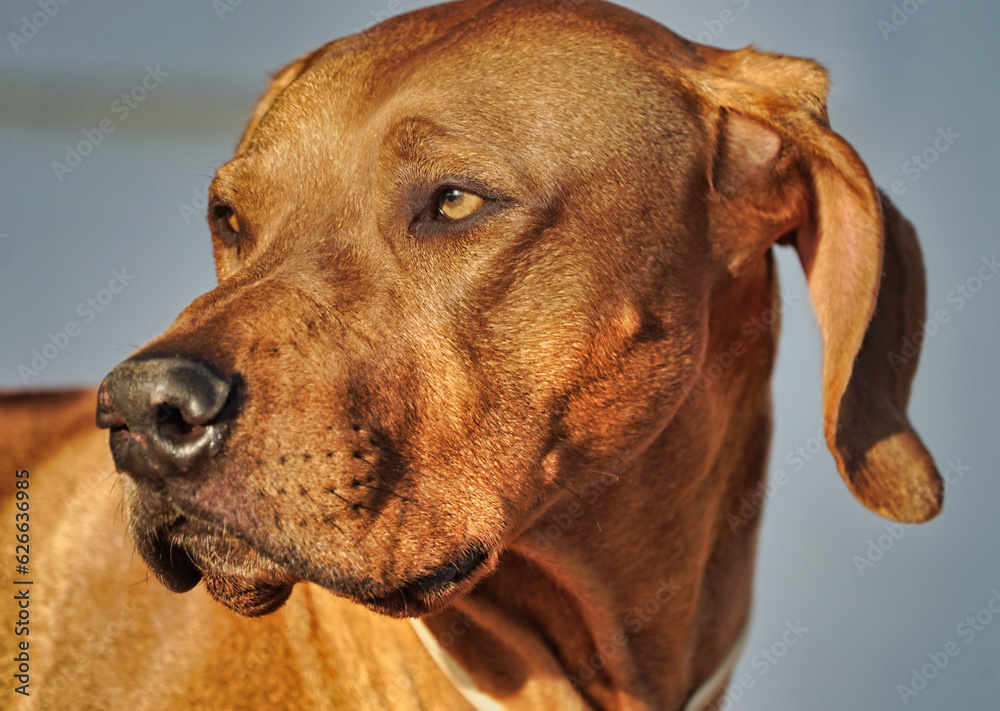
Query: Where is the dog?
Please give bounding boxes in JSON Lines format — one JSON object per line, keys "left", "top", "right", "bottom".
{"left": 0, "top": 1, "right": 943, "bottom": 709}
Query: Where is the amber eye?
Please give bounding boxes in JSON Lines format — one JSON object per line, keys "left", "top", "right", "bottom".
{"left": 437, "top": 188, "right": 484, "bottom": 221}
{"left": 211, "top": 204, "right": 242, "bottom": 246}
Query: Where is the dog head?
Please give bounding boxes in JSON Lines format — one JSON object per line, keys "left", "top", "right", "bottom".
{"left": 97, "top": 0, "right": 941, "bottom": 618}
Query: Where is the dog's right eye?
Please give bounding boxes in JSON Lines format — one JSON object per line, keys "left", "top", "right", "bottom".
{"left": 210, "top": 204, "right": 242, "bottom": 248}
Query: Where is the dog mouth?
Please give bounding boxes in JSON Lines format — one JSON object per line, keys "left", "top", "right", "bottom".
{"left": 142, "top": 525, "right": 203, "bottom": 593}
{"left": 136, "top": 517, "right": 297, "bottom": 617}
{"left": 135, "top": 514, "right": 494, "bottom": 618}
{"left": 352, "top": 546, "right": 493, "bottom": 618}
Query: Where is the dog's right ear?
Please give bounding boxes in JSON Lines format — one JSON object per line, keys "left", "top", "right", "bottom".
{"left": 697, "top": 46, "right": 943, "bottom": 523}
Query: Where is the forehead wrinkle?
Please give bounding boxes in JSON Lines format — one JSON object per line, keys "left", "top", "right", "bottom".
{"left": 226, "top": 8, "right": 571, "bottom": 201}
{"left": 374, "top": 115, "right": 545, "bottom": 211}
{"left": 375, "top": 116, "right": 488, "bottom": 182}
{"left": 370, "top": 57, "right": 572, "bottom": 196}
{"left": 370, "top": 50, "right": 658, "bottom": 199}
{"left": 380, "top": 116, "right": 449, "bottom": 163}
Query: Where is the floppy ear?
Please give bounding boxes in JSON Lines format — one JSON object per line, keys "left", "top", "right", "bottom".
{"left": 700, "top": 46, "right": 943, "bottom": 523}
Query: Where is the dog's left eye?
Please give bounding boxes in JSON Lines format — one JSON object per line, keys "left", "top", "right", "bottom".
{"left": 437, "top": 188, "right": 484, "bottom": 221}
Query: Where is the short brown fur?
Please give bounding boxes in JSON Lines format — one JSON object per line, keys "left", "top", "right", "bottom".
{"left": 1, "top": 1, "right": 940, "bottom": 709}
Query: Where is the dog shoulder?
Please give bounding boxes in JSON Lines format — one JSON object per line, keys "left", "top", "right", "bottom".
{"left": 0, "top": 389, "right": 98, "bottom": 501}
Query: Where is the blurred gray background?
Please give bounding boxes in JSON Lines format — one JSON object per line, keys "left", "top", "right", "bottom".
{"left": 1, "top": 0, "right": 997, "bottom": 709}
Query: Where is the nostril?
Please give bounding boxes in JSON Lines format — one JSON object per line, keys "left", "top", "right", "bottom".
{"left": 154, "top": 402, "right": 208, "bottom": 444}
{"left": 147, "top": 364, "right": 236, "bottom": 453}
{"left": 150, "top": 361, "right": 233, "bottom": 427}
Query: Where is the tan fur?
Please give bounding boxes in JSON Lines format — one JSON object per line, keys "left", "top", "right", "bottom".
{"left": 1, "top": 1, "right": 940, "bottom": 709}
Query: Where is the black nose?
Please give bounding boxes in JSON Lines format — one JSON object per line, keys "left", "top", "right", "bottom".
{"left": 97, "top": 356, "right": 236, "bottom": 478}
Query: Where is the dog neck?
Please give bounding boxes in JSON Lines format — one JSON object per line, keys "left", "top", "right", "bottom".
{"left": 413, "top": 611, "right": 749, "bottom": 711}
{"left": 418, "top": 404, "right": 767, "bottom": 710}
{"left": 420, "top": 269, "right": 776, "bottom": 710}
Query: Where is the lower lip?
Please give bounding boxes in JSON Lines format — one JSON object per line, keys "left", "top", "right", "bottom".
{"left": 359, "top": 551, "right": 491, "bottom": 616}
{"left": 110, "top": 428, "right": 142, "bottom": 447}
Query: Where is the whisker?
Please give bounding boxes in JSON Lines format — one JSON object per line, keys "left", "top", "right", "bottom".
{"left": 356, "top": 482, "right": 413, "bottom": 503}
{"left": 326, "top": 489, "right": 354, "bottom": 506}
{"left": 553, "top": 478, "right": 584, "bottom": 501}
{"left": 328, "top": 488, "right": 380, "bottom": 516}
{"left": 322, "top": 515, "right": 345, "bottom": 534}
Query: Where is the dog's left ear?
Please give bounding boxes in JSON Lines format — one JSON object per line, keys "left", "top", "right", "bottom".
{"left": 234, "top": 42, "right": 335, "bottom": 155}
{"left": 699, "top": 46, "right": 942, "bottom": 523}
